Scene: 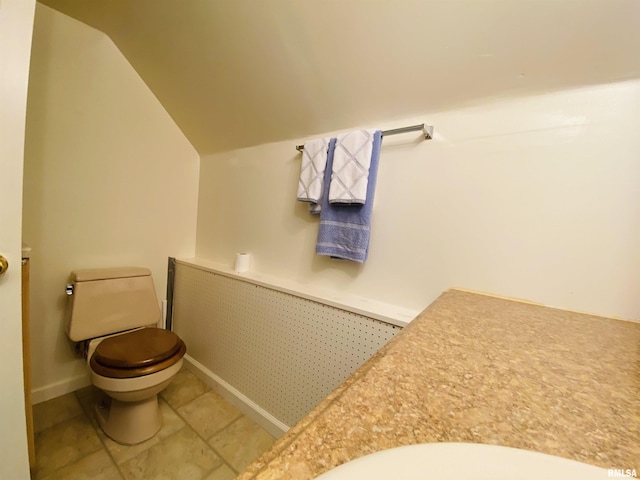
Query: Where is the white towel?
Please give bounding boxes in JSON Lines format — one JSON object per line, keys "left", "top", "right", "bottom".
{"left": 297, "top": 137, "right": 329, "bottom": 213}
{"left": 329, "top": 129, "right": 376, "bottom": 204}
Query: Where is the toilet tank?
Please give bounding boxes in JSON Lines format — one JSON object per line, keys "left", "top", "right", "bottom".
{"left": 67, "top": 267, "right": 161, "bottom": 342}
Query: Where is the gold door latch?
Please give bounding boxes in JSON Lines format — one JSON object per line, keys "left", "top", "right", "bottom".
{"left": 0, "top": 255, "right": 8, "bottom": 276}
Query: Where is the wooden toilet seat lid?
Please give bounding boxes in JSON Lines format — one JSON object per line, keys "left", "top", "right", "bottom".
{"left": 93, "top": 328, "right": 183, "bottom": 369}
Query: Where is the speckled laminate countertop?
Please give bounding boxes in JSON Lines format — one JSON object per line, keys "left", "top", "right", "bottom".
{"left": 238, "top": 289, "right": 640, "bottom": 479}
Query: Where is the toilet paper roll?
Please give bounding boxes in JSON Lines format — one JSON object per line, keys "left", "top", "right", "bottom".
{"left": 235, "top": 253, "right": 250, "bottom": 273}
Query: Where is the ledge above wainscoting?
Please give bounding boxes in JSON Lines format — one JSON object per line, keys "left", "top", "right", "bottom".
{"left": 176, "top": 258, "right": 419, "bottom": 327}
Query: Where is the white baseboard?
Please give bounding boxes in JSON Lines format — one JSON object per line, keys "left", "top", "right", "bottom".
{"left": 182, "top": 354, "right": 288, "bottom": 439}
{"left": 31, "top": 373, "right": 90, "bottom": 405}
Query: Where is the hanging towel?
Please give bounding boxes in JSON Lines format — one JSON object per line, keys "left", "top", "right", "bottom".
{"left": 316, "top": 130, "right": 382, "bottom": 263}
{"left": 297, "top": 137, "right": 329, "bottom": 214}
{"left": 328, "top": 129, "right": 376, "bottom": 204}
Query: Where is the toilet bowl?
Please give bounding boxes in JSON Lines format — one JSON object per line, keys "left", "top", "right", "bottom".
{"left": 66, "top": 267, "right": 187, "bottom": 445}
{"left": 88, "top": 327, "right": 186, "bottom": 444}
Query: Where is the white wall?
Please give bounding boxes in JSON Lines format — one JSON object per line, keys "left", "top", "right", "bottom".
{"left": 196, "top": 80, "right": 640, "bottom": 321}
{"left": 0, "top": 0, "right": 36, "bottom": 477}
{"left": 23, "top": 4, "right": 200, "bottom": 400}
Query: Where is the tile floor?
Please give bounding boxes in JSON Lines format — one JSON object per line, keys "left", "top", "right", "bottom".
{"left": 31, "top": 368, "right": 276, "bottom": 480}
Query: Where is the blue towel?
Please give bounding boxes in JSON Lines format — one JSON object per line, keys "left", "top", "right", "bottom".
{"left": 315, "top": 130, "right": 382, "bottom": 263}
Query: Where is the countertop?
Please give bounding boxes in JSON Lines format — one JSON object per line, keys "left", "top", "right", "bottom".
{"left": 238, "top": 289, "right": 640, "bottom": 479}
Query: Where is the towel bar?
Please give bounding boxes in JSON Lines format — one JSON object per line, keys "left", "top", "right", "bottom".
{"left": 296, "top": 123, "right": 433, "bottom": 152}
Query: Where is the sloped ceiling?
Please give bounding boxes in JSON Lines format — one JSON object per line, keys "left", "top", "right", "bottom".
{"left": 38, "top": 0, "right": 640, "bottom": 155}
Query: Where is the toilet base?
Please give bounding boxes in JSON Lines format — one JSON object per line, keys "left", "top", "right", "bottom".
{"left": 95, "top": 394, "right": 162, "bottom": 445}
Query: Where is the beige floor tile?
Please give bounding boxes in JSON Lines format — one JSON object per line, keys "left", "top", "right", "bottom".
{"left": 208, "top": 416, "right": 275, "bottom": 473}
{"left": 160, "top": 368, "right": 210, "bottom": 409}
{"left": 203, "top": 464, "right": 237, "bottom": 480}
{"left": 33, "top": 392, "right": 84, "bottom": 433}
{"left": 32, "top": 415, "right": 103, "bottom": 479}
{"left": 99, "top": 399, "right": 187, "bottom": 465}
{"left": 39, "top": 450, "right": 123, "bottom": 480}
{"left": 178, "top": 391, "right": 242, "bottom": 439}
{"left": 119, "top": 428, "right": 223, "bottom": 480}
{"left": 34, "top": 378, "right": 275, "bottom": 480}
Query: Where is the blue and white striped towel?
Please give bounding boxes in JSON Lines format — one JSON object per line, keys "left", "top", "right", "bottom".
{"left": 316, "top": 130, "right": 382, "bottom": 263}
{"left": 328, "top": 129, "right": 376, "bottom": 205}
{"left": 297, "top": 137, "right": 329, "bottom": 214}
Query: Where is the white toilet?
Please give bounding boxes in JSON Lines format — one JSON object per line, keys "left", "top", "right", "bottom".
{"left": 66, "top": 266, "right": 186, "bottom": 445}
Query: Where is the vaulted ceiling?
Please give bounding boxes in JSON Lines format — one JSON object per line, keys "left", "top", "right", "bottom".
{"left": 38, "top": 0, "right": 640, "bottom": 155}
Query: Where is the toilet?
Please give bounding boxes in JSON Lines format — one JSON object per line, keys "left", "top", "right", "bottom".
{"left": 66, "top": 266, "right": 186, "bottom": 445}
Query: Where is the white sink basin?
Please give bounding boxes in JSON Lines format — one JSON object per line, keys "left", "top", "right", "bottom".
{"left": 315, "top": 443, "right": 606, "bottom": 479}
